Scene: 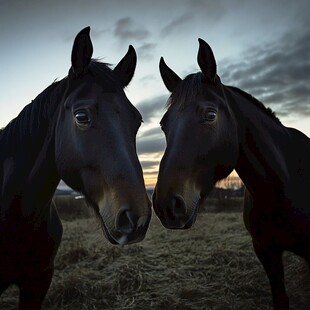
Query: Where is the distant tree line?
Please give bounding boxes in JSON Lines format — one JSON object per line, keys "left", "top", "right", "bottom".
{"left": 208, "top": 185, "right": 245, "bottom": 199}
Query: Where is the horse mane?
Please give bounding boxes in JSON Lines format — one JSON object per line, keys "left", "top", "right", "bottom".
{"left": 166, "top": 72, "right": 280, "bottom": 124}
{"left": 227, "top": 86, "right": 281, "bottom": 124}
{"left": 0, "top": 60, "right": 116, "bottom": 156}
{"left": 0, "top": 80, "right": 65, "bottom": 156}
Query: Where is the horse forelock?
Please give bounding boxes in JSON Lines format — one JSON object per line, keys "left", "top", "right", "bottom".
{"left": 166, "top": 72, "right": 204, "bottom": 109}
{"left": 88, "top": 60, "right": 124, "bottom": 92}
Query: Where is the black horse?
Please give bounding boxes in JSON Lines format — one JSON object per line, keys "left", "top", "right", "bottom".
{"left": 153, "top": 38, "right": 310, "bottom": 309}
{"left": 0, "top": 27, "right": 151, "bottom": 309}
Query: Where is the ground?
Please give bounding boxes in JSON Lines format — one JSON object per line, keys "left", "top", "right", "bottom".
{"left": 1, "top": 197, "right": 309, "bottom": 309}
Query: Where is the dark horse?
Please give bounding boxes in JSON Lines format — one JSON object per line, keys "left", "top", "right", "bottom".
{"left": 153, "top": 38, "right": 310, "bottom": 309}
{"left": 0, "top": 27, "right": 151, "bottom": 309}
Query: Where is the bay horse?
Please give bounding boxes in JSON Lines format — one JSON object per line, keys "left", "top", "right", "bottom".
{"left": 0, "top": 27, "right": 151, "bottom": 309}
{"left": 153, "top": 38, "right": 310, "bottom": 309}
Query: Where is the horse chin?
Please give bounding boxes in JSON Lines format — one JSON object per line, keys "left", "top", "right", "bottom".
{"left": 83, "top": 197, "right": 119, "bottom": 244}
{"left": 85, "top": 197, "right": 150, "bottom": 245}
{"left": 182, "top": 213, "right": 198, "bottom": 229}
{"left": 100, "top": 221, "right": 119, "bottom": 245}
{"left": 182, "top": 195, "right": 205, "bottom": 229}
{"left": 163, "top": 196, "right": 201, "bottom": 230}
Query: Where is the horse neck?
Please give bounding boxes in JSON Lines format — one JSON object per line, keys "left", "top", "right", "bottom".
{"left": 0, "top": 84, "right": 63, "bottom": 223}
{"left": 226, "top": 87, "right": 291, "bottom": 197}
{"left": 21, "top": 128, "right": 60, "bottom": 221}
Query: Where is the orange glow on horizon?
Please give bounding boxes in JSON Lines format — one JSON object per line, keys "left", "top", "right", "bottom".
{"left": 144, "top": 174, "right": 158, "bottom": 189}
{"left": 142, "top": 169, "right": 242, "bottom": 189}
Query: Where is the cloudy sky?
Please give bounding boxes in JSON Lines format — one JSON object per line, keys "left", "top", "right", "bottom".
{"left": 0, "top": 0, "right": 309, "bottom": 188}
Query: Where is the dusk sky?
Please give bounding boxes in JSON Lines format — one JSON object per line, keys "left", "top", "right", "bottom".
{"left": 1, "top": 0, "right": 309, "bottom": 188}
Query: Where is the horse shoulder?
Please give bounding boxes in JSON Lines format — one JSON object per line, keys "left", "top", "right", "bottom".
{"left": 285, "top": 127, "right": 310, "bottom": 206}
{"left": 286, "top": 127, "right": 310, "bottom": 162}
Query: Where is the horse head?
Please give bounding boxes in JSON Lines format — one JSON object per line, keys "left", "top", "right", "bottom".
{"left": 55, "top": 27, "right": 151, "bottom": 244}
{"left": 153, "top": 39, "right": 238, "bottom": 229}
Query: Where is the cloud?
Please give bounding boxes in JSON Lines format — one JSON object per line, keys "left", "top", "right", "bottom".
{"left": 137, "top": 42, "right": 157, "bottom": 60}
{"left": 140, "top": 160, "right": 159, "bottom": 169}
{"left": 137, "top": 135, "right": 165, "bottom": 155}
{"left": 159, "top": 0, "right": 234, "bottom": 38}
{"left": 136, "top": 95, "right": 168, "bottom": 123}
{"left": 64, "top": 27, "right": 109, "bottom": 43}
{"left": 134, "top": 95, "right": 168, "bottom": 157}
{"left": 91, "top": 29, "right": 109, "bottom": 40}
{"left": 160, "top": 13, "right": 193, "bottom": 38}
{"left": 187, "top": 0, "right": 229, "bottom": 16}
{"left": 114, "top": 17, "right": 150, "bottom": 42}
{"left": 137, "top": 121, "right": 166, "bottom": 156}
{"left": 219, "top": 29, "right": 310, "bottom": 117}
{"left": 139, "top": 127, "right": 162, "bottom": 139}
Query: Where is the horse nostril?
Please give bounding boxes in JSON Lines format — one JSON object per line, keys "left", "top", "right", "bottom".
{"left": 172, "top": 195, "right": 187, "bottom": 217}
{"left": 115, "top": 207, "right": 137, "bottom": 235}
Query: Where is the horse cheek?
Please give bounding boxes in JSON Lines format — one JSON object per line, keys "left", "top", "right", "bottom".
{"left": 54, "top": 118, "right": 81, "bottom": 189}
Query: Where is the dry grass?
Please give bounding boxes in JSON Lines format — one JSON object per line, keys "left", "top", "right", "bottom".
{"left": 1, "top": 198, "right": 309, "bottom": 309}
{"left": 52, "top": 195, "right": 92, "bottom": 221}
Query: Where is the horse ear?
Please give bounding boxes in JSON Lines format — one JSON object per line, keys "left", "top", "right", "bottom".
{"left": 71, "top": 26, "right": 93, "bottom": 77}
{"left": 159, "top": 57, "right": 182, "bottom": 92}
{"left": 197, "top": 38, "right": 217, "bottom": 81}
{"left": 113, "top": 45, "right": 137, "bottom": 87}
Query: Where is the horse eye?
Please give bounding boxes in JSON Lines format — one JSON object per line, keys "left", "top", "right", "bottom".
{"left": 74, "top": 110, "right": 90, "bottom": 125}
{"left": 201, "top": 111, "right": 217, "bottom": 123}
{"left": 207, "top": 111, "right": 216, "bottom": 120}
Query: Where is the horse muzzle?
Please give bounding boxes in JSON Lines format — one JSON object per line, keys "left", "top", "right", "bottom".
{"left": 98, "top": 202, "right": 151, "bottom": 245}
{"left": 152, "top": 190, "right": 198, "bottom": 229}
{"left": 113, "top": 206, "right": 151, "bottom": 244}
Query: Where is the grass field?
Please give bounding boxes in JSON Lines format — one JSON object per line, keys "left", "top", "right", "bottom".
{"left": 1, "top": 195, "right": 309, "bottom": 309}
